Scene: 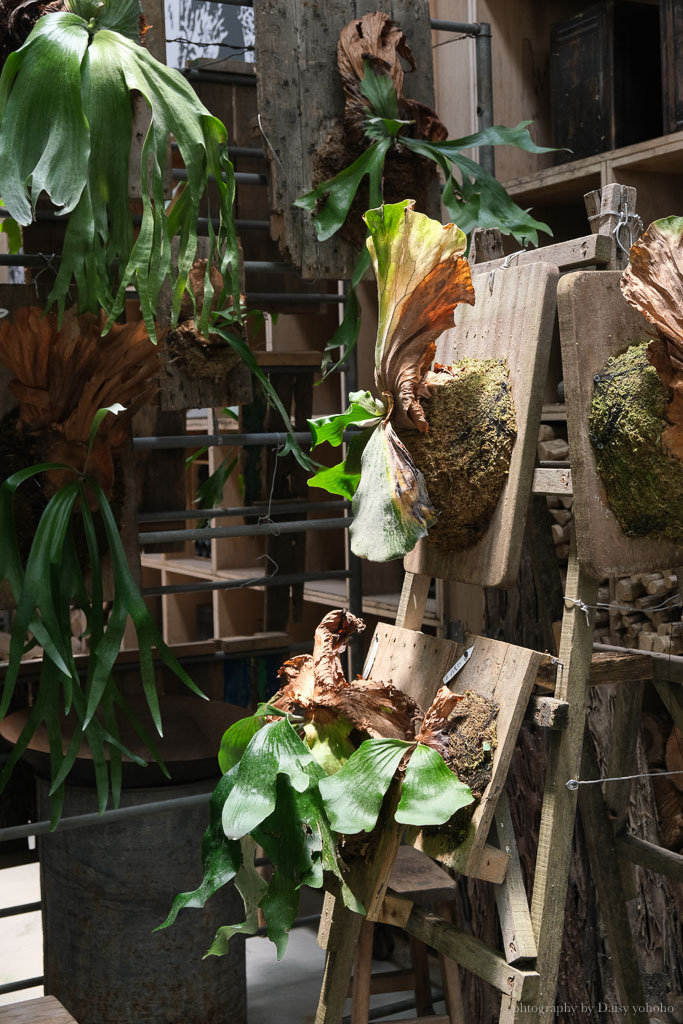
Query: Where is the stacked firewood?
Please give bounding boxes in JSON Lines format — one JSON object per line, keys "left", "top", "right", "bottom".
{"left": 593, "top": 572, "right": 683, "bottom": 652}
{"left": 538, "top": 424, "right": 572, "bottom": 564}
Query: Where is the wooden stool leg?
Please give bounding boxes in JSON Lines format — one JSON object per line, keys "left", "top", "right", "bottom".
{"left": 315, "top": 901, "right": 364, "bottom": 1024}
{"left": 408, "top": 935, "right": 433, "bottom": 1015}
{"left": 350, "top": 919, "right": 374, "bottom": 1024}
{"left": 434, "top": 901, "right": 466, "bottom": 1024}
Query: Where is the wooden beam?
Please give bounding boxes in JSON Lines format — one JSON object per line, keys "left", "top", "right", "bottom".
{"left": 617, "top": 832, "right": 683, "bottom": 882}
{"left": 578, "top": 734, "right": 648, "bottom": 1019}
{"left": 525, "top": 695, "right": 569, "bottom": 730}
{"left": 529, "top": 535, "right": 598, "bottom": 1022}
{"left": 314, "top": 901, "right": 364, "bottom": 1024}
{"left": 395, "top": 572, "right": 432, "bottom": 631}
{"left": 400, "top": 900, "right": 540, "bottom": 1002}
{"left": 494, "top": 792, "right": 538, "bottom": 964}
{"left": 469, "top": 233, "right": 614, "bottom": 278}
{"left": 652, "top": 679, "right": 683, "bottom": 731}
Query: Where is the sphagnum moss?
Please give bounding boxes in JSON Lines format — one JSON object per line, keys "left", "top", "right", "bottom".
{"left": 589, "top": 340, "right": 683, "bottom": 539}
{"left": 403, "top": 357, "right": 517, "bottom": 552}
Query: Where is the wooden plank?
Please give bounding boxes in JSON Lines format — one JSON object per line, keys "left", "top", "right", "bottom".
{"left": 617, "top": 832, "right": 683, "bottom": 881}
{"left": 531, "top": 467, "right": 572, "bottom": 496}
{"left": 558, "top": 269, "right": 683, "bottom": 576}
{"left": 400, "top": 900, "right": 540, "bottom": 1002}
{"left": 350, "top": 919, "right": 374, "bottom": 1024}
{"left": 0, "top": 997, "right": 77, "bottom": 1024}
{"left": 394, "top": 572, "right": 432, "bottom": 631}
{"left": 528, "top": 537, "right": 598, "bottom": 1023}
{"left": 369, "top": 625, "right": 543, "bottom": 877}
{"left": 469, "top": 233, "right": 613, "bottom": 278}
{"left": 433, "top": 900, "right": 466, "bottom": 1024}
{"left": 253, "top": 0, "right": 438, "bottom": 280}
{"left": 405, "top": 261, "right": 559, "bottom": 587}
{"left": 493, "top": 792, "right": 538, "bottom": 965}
{"left": 386, "top": 845, "right": 457, "bottom": 904}
{"left": 378, "top": 892, "right": 413, "bottom": 928}
{"left": 652, "top": 678, "right": 683, "bottom": 732}
{"left": 218, "top": 631, "right": 289, "bottom": 654}
{"left": 578, "top": 734, "right": 648, "bottom": 1020}
{"left": 315, "top": 900, "right": 364, "bottom": 1024}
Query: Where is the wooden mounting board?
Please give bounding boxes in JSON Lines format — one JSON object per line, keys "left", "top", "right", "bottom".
{"left": 558, "top": 270, "right": 683, "bottom": 577}
{"left": 253, "top": 0, "right": 439, "bottom": 279}
{"left": 404, "top": 260, "right": 559, "bottom": 588}
{"left": 368, "top": 623, "right": 545, "bottom": 879}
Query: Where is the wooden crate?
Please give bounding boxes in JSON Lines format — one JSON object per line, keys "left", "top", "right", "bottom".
{"left": 550, "top": 1, "right": 662, "bottom": 161}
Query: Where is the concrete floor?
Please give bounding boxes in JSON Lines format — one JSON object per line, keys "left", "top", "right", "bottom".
{"left": 1, "top": 862, "right": 446, "bottom": 1023}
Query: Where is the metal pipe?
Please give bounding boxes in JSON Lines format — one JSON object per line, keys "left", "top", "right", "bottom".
{"left": 430, "top": 19, "right": 481, "bottom": 34}
{"left": 0, "top": 793, "right": 210, "bottom": 843}
{"left": 170, "top": 142, "right": 265, "bottom": 160}
{"left": 133, "top": 428, "right": 362, "bottom": 450}
{"left": 0, "top": 977, "right": 44, "bottom": 996}
{"left": 139, "top": 515, "right": 350, "bottom": 545}
{"left": 0, "top": 208, "right": 270, "bottom": 232}
{"left": 0, "top": 901, "right": 41, "bottom": 919}
{"left": 183, "top": 68, "right": 257, "bottom": 86}
{"left": 475, "top": 22, "right": 495, "bottom": 176}
{"left": 246, "top": 292, "right": 345, "bottom": 304}
{"left": 143, "top": 569, "right": 349, "bottom": 598}
{"left": 138, "top": 499, "right": 350, "bottom": 522}
{"left": 172, "top": 168, "right": 266, "bottom": 185}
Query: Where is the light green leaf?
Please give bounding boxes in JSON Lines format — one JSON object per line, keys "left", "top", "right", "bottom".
{"left": 349, "top": 423, "right": 436, "bottom": 562}
{"left": 293, "top": 139, "right": 391, "bottom": 242}
{"left": 308, "top": 391, "right": 384, "bottom": 449}
{"left": 205, "top": 837, "right": 267, "bottom": 956}
{"left": 303, "top": 717, "right": 355, "bottom": 775}
{"left": 437, "top": 120, "right": 557, "bottom": 155}
{"left": 318, "top": 737, "right": 412, "bottom": 834}
{"left": 221, "top": 718, "right": 318, "bottom": 840}
{"left": 396, "top": 743, "right": 473, "bottom": 826}
{"left": 158, "top": 768, "right": 242, "bottom": 930}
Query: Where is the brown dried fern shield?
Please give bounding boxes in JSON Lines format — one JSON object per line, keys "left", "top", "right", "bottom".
{"left": 0, "top": 305, "right": 159, "bottom": 499}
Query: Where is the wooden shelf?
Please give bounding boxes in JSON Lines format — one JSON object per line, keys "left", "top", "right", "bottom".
{"left": 505, "top": 131, "right": 683, "bottom": 219}
{"left": 141, "top": 552, "right": 216, "bottom": 580}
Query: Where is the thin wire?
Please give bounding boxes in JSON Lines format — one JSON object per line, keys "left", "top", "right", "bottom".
{"left": 566, "top": 769, "right": 683, "bottom": 791}
{"left": 564, "top": 592, "right": 682, "bottom": 626}
{"left": 167, "top": 36, "right": 254, "bottom": 50}
{"left": 432, "top": 34, "right": 468, "bottom": 48}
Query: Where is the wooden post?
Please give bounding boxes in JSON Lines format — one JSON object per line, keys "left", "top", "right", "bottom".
{"left": 493, "top": 792, "right": 537, "bottom": 965}
{"left": 584, "top": 183, "right": 638, "bottom": 271}
{"left": 525, "top": 531, "right": 599, "bottom": 1022}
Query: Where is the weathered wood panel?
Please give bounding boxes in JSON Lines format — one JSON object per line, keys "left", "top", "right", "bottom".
{"left": 253, "top": 0, "right": 438, "bottom": 279}
{"left": 404, "top": 261, "right": 558, "bottom": 587}
{"left": 558, "top": 269, "right": 683, "bottom": 577}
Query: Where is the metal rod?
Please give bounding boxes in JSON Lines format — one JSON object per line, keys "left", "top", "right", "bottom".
{"left": 170, "top": 142, "right": 265, "bottom": 160}
{"left": 246, "top": 292, "right": 345, "bottom": 304}
{"left": 0, "top": 901, "right": 41, "bottom": 920}
{"left": 0, "top": 794, "right": 211, "bottom": 843}
{"left": 138, "top": 499, "right": 350, "bottom": 523}
{"left": 475, "top": 22, "right": 495, "bottom": 176}
{"left": 139, "top": 516, "right": 350, "bottom": 545}
{"left": 0, "top": 208, "right": 270, "bottom": 232}
{"left": 182, "top": 68, "right": 257, "bottom": 85}
{"left": 143, "top": 569, "right": 349, "bottom": 598}
{"left": 133, "top": 428, "right": 362, "bottom": 450}
{"left": 0, "top": 977, "right": 44, "bottom": 996}
{"left": 430, "top": 18, "right": 481, "bottom": 34}
{"left": 172, "top": 168, "right": 266, "bottom": 185}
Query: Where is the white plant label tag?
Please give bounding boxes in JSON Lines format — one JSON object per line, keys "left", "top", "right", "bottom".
{"left": 443, "top": 645, "right": 474, "bottom": 685}
{"left": 362, "top": 634, "right": 380, "bottom": 678}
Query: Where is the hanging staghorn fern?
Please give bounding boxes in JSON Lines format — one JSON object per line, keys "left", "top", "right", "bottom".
{"left": 0, "top": 0, "right": 240, "bottom": 341}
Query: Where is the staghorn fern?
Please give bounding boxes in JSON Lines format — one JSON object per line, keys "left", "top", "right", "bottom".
{"left": 0, "top": 0, "right": 240, "bottom": 341}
